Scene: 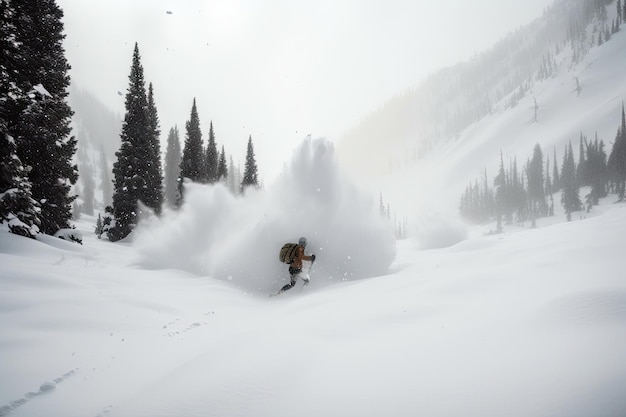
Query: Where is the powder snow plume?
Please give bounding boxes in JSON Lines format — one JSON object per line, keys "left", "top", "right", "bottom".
{"left": 133, "top": 137, "right": 396, "bottom": 293}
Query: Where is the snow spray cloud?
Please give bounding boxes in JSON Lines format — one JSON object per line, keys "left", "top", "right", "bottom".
{"left": 411, "top": 210, "right": 468, "bottom": 250}
{"left": 134, "top": 137, "right": 396, "bottom": 294}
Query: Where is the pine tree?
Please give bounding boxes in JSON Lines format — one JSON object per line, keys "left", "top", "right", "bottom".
{"left": 227, "top": 155, "right": 238, "bottom": 194}
{"left": 561, "top": 142, "right": 582, "bottom": 219}
{"left": 95, "top": 212, "right": 104, "bottom": 238}
{"left": 576, "top": 133, "right": 589, "bottom": 186}
{"left": 0, "top": 129, "right": 41, "bottom": 238}
{"left": 241, "top": 135, "right": 259, "bottom": 191}
{"left": 217, "top": 145, "right": 228, "bottom": 182}
{"left": 205, "top": 121, "right": 218, "bottom": 183}
{"left": 145, "top": 82, "right": 163, "bottom": 215}
{"left": 180, "top": 99, "right": 204, "bottom": 183}
{"left": 107, "top": 43, "right": 157, "bottom": 241}
{"left": 5, "top": 0, "right": 78, "bottom": 235}
{"left": 545, "top": 157, "right": 553, "bottom": 196}
{"left": 552, "top": 148, "right": 561, "bottom": 191}
{"left": 99, "top": 146, "right": 112, "bottom": 208}
{"left": 0, "top": 1, "right": 40, "bottom": 237}
{"left": 494, "top": 151, "right": 508, "bottom": 224}
{"left": 164, "top": 126, "right": 181, "bottom": 208}
{"left": 586, "top": 134, "right": 608, "bottom": 205}
{"left": 80, "top": 162, "right": 95, "bottom": 216}
{"left": 527, "top": 143, "right": 547, "bottom": 218}
{"left": 608, "top": 103, "right": 626, "bottom": 199}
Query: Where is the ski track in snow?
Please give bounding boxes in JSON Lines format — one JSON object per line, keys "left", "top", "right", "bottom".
{"left": 161, "top": 311, "right": 215, "bottom": 338}
{"left": 0, "top": 369, "right": 78, "bottom": 417}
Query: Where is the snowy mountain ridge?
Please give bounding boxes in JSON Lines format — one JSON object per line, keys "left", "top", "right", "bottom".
{"left": 364, "top": 7, "right": 626, "bottom": 237}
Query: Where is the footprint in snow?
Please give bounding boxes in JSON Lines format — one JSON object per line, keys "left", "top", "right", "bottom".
{"left": 0, "top": 369, "right": 78, "bottom": 416}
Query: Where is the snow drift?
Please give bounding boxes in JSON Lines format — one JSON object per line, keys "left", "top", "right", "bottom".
{"left": 133, "top": 137, "right": 396, "bottom": 293}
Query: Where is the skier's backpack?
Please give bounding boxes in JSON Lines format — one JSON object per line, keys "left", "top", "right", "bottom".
{"left": 279, "top": 243, "right": 299, "bottom": 264}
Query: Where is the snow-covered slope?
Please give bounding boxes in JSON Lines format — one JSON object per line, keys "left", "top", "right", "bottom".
{"left": 352, "top": 19, "right": 626, "bottom": 230}
{"left": 1, "top": 201, "right": 625, "bottom": 417}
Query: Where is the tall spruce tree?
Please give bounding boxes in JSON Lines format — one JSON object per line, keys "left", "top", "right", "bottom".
{"left": 146, "top": 82, "right": 163, "bottom": 214}
{"left": 164, "top": 125, "right": 181, "bottom": 208}
{"left": 560, "top": 142, "right": 582, "bottom": 219}
{"left": 205, "top": 121, "right": 218, "bottom": 183}
{"left": 80, "top": 162, "right": 95, "bottom": 216}
{"left": 107, "top": 43, "right": 158, "bottom": 241}
{"left": 180, "top": 99, "right": 204, "bottom": 182}
{"left": 0, "top": 1, "right": 40, "bottom": 237}
{"left": 494, "top": 151, "right": 509, "bottom": 224}
{"left": 576, "top": 133, "right": 589, "bottom": 185}
{"left": 587, "top": 134, "right": 608, "bottom": 205}
{"left": 608, "top": 104, "right": 626, "bottom": 199}
{"left": 217, "top": 145, "right": 228, "bottom": 182}
{"left": 241, "top": 135, "right": 259, "bottom": 191}
{"left": 177, "top": 99, "right": 204, "bottom": 206}
{"left": 527, "top": 143, "right": 547, "bottom": 218}
{"left": 227, "top": 155, "right": 238, "bottom": 194}
{"left": 545, "top": 157, "right": 553, "bottom": 196}
{"left": 0, "top": 128, "right": 41, "bottom": 237}
{"left": 552, "top": 148, "right": 561, "bottom": 191}
{"left": 5, "top": 0, "right": 77, "bottom": 235}
{"left": 99, "top": 146, "right": 112, "bottom": 208}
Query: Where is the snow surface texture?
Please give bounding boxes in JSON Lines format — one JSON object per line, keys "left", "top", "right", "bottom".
{"left": 1, "top": 205, "right": 625, "bottom": 417}
{"left": 133, "top": 137, "right": 396, "bottom": 294}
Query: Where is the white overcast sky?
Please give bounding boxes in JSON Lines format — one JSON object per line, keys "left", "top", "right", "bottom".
{"left": 57, "top": 0, "right": 552, "bottom": 183}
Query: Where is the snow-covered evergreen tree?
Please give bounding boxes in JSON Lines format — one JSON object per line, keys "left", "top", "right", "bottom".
{"left": 205, "top": 121, "right": 218, "bottom": 183}
{"left": 164, "top": 126, "right": 181, "bottom": 208}
{"left": 146, "top": 82, "right": 163, "bottom": 215}
{"left": 586, "top": 134, "right": 608, "bottom": 205}
{"left": 0, "top": 1, "right": 40, "bottom": 238}
{"left": 99, "top": 146, "right": 112, "bottom": 209}
{"left": 180, "top": 99, "right": 204, "bottom": 183}
{"left": 561, "top": 142, "right": 582, "bottom": 219}
{"left": 107, "top": 43, "right": 157, "bottom": 241}
{"left": 177, "top": 99, "right": 204, "bottom": 206}
{"left": 227, "top": 155, "right": 238, "bottom": 194}
{"left": 608, "top": 104, "right": 626, "bottom": 200}
{"left": 217, "top": 145, "right": 228, "bottom": 183}
{"left": 79, "top": 162, "right": 95, "bottom": 216}
{"left": 527, "top": 143, "right": 547, "bottom": 218}
{"left": 241, "top": 135, "right": 259, "bottom": 191}
{"left": 0, "top": 130, "right": 41, "bottom": 237}
{"left": 5, "top": 0, "right": 78, "bottom": 235}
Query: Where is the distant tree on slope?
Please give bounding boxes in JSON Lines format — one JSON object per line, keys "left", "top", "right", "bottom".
{"left": 586, "top": 134, "right": 608, "bottom": 206}
{"left": 164, "top": 126, "right": 181, "bottom": 208}
{"left": 526, "top": 143, "right": 547, "bottom": 219}
{"left": 177, "top": 98, "right": 204, "bottom": 206}
{"left": 205, "top": 121, "right": 218, "bottom": 183}
{"left": 180, "top": 99, "right": 204, "bottom": 182}
{"left": 217, "top": 145, "right": 228, "bottom": 183}
{"left": 560, "top": 142, "right": 582, "bottom": 220}
{"left": 241, "top": 135, "right": 259, "bottom": 191}
{"left": 608, "top": 103, "right": 626, "bottom": 200}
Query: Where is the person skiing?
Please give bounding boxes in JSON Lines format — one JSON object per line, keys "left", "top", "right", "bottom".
{"left": 275, "top": 237, "right": 316, "bottom": 295}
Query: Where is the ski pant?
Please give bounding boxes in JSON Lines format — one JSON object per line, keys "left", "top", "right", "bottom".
{"left": 279, "top": 266, "right": 308, "bottom": 293}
